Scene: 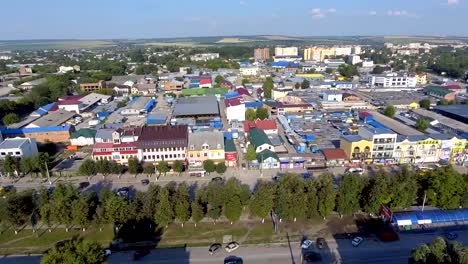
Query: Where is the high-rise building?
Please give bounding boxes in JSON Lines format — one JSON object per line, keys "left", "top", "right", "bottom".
{"left": 274, "top": 47, "right": 298, "bottom": 57}
{"left": 254, "top": 48, "right": 270, "bottom": 61}
{"left": 303, "top": 47, "right": 335, "bottom": 62}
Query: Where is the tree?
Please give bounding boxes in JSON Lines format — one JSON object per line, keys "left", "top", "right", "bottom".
{"left": 20, "top": 157, "right": 36, "bottom": 176}
{"left": 361, "top": 172, "right": 392, "bottom": 215}
{"left": 109, "top": 162, "right": 124, "bottom": 175}
{"left": 200, "top": 180, "right": 224, "bottom": 221}
{"left": 245, "top": 145, "right": 257, "bottom": 164}
{"left": 79, "top": 159, "right": 96, "bottom": 176}
{"left": 71, "top": 195, "right": 90, "bottom": 231}
{"left": 41, "top": 238, "right": 106, "bottom": 264}
{"left": 438, "top": 99, "right": 448, "bottom": 105}
{"left": 415, "top": 117, "right": 429, "bottom": 132}
{"left": 325, "top": 68, "right": 334, "bottom": 74}
{"left": 245, "top": 108, "right": 257, "bottom": 121}
{"left": 129, "top": 49, "right": 145, "bottom": 63}
{"left": 215, "top": 75, "right": 224, "bottom": 85}
{"left": 389, "top": 166, "right": 418, "bottom": 209}
{"left": 215, "top": 163, "right": 227, "bottom": 174}
{"left": 249, "top": 181, "right": 276, "bottom": 223}
{"left": 410, "top": 237, "right": 468, "bottom": 264}
{"left": 427, "top": 166, "right": 466, "bottom": 209}
{"left": 419, "top": 99, "right": 431, "bottom": 109}
{"left": 127, "top": 157, "right": 140, "bottom": 175}
{"left": 262, "top": 77, "right": 273, "bottom": 99}
{"left": 174, "top": 183, "right": 190, "bottom": 227}
{"left": 50, "top": 184, "right": 79, "bottom": 231}
{"left": 317, "top": 174, "right": 336, "bottom": 219}
{"left": 338, "top": 64, "right": 358, "bottom": 79}
{"left": 255, "top": 107, "right": 269, "bottom": 120}
{"left": 2, "top": 155, "right": 18, "bottom": 177}
{"left": 191, "top": 199, "right": 205, "bottom": 226}
{"left": 294, "top": 82, "right": 301, "bottom": 89}
{"left": 336, "top": 174, "right": 362, "bottom": 217}
{"left": 154, "top": 188, "right": 173, "bottom": 227}
{"left": 225, "top": 196, "right": 242, "bottom": 224}
{"left": 173, "top": 160, "right": 184, "bottom": 175}
{"left": 275, "top": 174, "right": 307, "bottom": 221}
{"left": 156, "top": 161, "right": 169, "bottom": 176}
{"left": 95, "top": 159, "right": 111, "bottom": 176}
{"left": 2, "top": 113, "right": 19, "bottom": 125}
{"left": 301, "top": 79, "right": 310, "bottom": 89}
{"left": 4, "top": 191, "right": 34, "bottom": 233}
{"left": 383, "top": 105, "right": 396, "bottom": 118}
{"left": 203, "top": 160, "right": 216, "bottom": 174}
{"left": 372, "top": 65, "right": 385, "bottom": 74}
{"left": 304, "top": 178, "right": 319, "bottom": 218}
{"left": 143, "top": 164, "right": 155, "bottom": 177}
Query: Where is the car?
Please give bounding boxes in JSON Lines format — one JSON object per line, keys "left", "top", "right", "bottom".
{"left": 239, "top": 143, "right": 245, "bottom": 148}
{"left": 104, "top": 249, "right": 112, "bottom": 257}
{"left": 225, "top": 242, "right": 240, "bottom": 253}
{"left": 351, "top": 236, "right": 364, "bottom": 247}
{"left": 117, "top": 187, "right": 130, "bottom": 197}
{"left": 133, "top": 248, "right": 150, "bottom": 260}
{"left": 445, "top": 232, "right": 458, "bottom": 240}
{"left": 141, "top": 179, "right": 150, "bottom": 185}
{"left": 224, "top": 256, "right": 243, "bottom": 264}
{"left": 316, "top": 237, "right": 326, "bottom": 249}
{"left": 301, "top": 239, "right": 313, "bottom": 249}
{"left": 209, "top": 243, "right": 222, "bottom": 255}
{"left": 302, "top": 251, "right": 322, "bottom": 263}
{"left": 78, "top": 181, "right": 90, "bottom": 190}
{"left": 301, "top": 172, "right": 312, "bottom": 179}
{"left": 346, "top": 168, "right": 364, "bottom": 175}
{"left": 212, "top": 177, "right": 223, "bottom": 182}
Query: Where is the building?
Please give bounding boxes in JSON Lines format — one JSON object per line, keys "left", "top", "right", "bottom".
{"left": 162, "top": 81, "right": 184, "bottom": 94}
{"left": 340, "top": 135, "right": 373, "bottom": 165}
{"left": 92, "top": 139, "right": 141, "bottom": 165}
{"left": 433, "top": 105, "right": 468, "bottom": 124}
{"left": 190, "top": 53, "right": 219, "bottom": 62}
{"left": 239, "top": 66, "right": 259, "bottom": 76}
{"left": 243, "top": 119, "right": 277, "bottom": 134}
{"left": 19, "top": 66, "right": 33, "bottom": 76}
{"left": 25, "top": 109, "right": 76, "bottom": 128}
{"left": 224, "top": 138, "right": 237, "bottom": 167}
{"left": 0, "top": 138, "right": 38, "bottom": 159}
{"left": 79, "top": 81, "right": 105, "bottom": 92}
{"left": 121, "top": 97, "right": 155, "bottom": 116}
{"left": 275, "top": 47, "right": 298, "bottom": 57}
{"left": 359, "top": 126, "right": 398, "bottom": 164}
{"left": 415, "top": 73, "right": 427, "bottom": 85}
{"left": 256, "top": 150, "right": 280, "bottom": 169}
{"left": 131, "top": 83, "right": 157, "bottom": 95}
{"left": 0, "top": 126, "right": 73, "bottom": 143}
{"left": 254, "top": 48, "right": 270, "bottom": 61}
{"left": 367, "top": 73, "right": 417, "bottom": 88}
{"left": 18, "top": 78, "right": 46, "bottom": 90}
{"left": 304, "top": 47, "right": 335, "bottom": 62}
{"left": 276, "top": 96, "right": 313, "bottom": 115}
{"left": 362, "top": 60, "right": 374, "bottom": 68}
{"left": 321, "top": 148, "right": 349, "bottom": 167}
{"left": 137, "top": 125, "right": 188, "bottom": 165}
{"left": 187, "top": 131, "right": 225, "bottom": 167}
{"left": 322, "top": 91, "right": 343, "bottom": 102}
{"left": 173, "top": 96, "right": 220, "bottom": 118}
{"left": 348, "top": 55, "right": 362, "bottom": 65}
{"left": 424, "top": 86, "right": 456, "bottom": 101}
{"left": 70, "top": 128, "right": 96, "bottom": 146}
{"left": 248, "top": 128, "right": 275, "bottom": 153}
{"left": 225, "top": 97, "right": 246, "bottom": 122}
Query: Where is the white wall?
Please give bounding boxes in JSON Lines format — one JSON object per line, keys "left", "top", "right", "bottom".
{"left": 226, "top": 104, "right": 246, "bottom": 122}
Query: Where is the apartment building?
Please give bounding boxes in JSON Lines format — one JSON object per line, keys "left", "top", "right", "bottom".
{"left": 92, "top": 130, "right": 142, "bottom": 164}
{"left": 254, "top": 48, "right": 270, "bottom": 61}
{"left": 367, "top": 73, "right": 417, "bottom": 88}
{"left": 80, "top": 81, "right": 105, "bottom": 92}
{"left": 274, "top": 47, "right": 298, "bottom": 57}
{"left": 187, "top": 131, "right": 225, "bottom": 167}
{"left": 358, "top": 127, "right": 397, "bottom": 164}
{"left": 190, "top": 53, "right": 219, "bottom": 62}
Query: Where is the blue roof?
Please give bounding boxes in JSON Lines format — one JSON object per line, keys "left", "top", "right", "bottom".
{"left": 97, "top": 112, "right": 111, "bottom": 120}
{"left": 393, "top": 209, "right": 468, "bottom": 225}
{"left": 239, "top": 61, "right": 249, "bottom": 66}
{"left": 271, "top": 61, "right": 291, "bottom": 67}
{"left": 128, "top": 97, "right": 140, "bottom": 105}
{"left": 144, "top": 99, "right": 156, "bottom": 112}
{"left": 33, "top": 102, "right": 56, "bottom": 116}
{"left": 0, "top": 125, "right": 72, "bottom": 135}
{"left": 245, "top": 101, "right": 263, "bottom": 108}
{"left": 41, "top": 102, "right": 56, "bottom": 111}
{"left": 368, "top": 121, "right": 389, "bottom": 130}
{"left": 225, "top": 92, "right": 240, "bottom": 99}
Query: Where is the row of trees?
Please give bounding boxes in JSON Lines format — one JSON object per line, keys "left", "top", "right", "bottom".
{"left": 1, "top": 153, "right": 50, "bottom": 177}
{"left": 245, "top": 107, "right": 269, "bottom": 121}
{"left": 410, "top": 237, "right": 467, "bottom": 264}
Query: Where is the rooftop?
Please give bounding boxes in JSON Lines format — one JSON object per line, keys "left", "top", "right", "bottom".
{"left": 341, "top": 135, "right": 365, "bottom": 142}
{"left": 412, "top": 108, "right": 468, "bottom": 133}
{"left": 243, "top": 119, "right": 277, "bottom": 133}
{"left": 434, "top": 105, "right": 468, "bottom": 119}
{"left": 224, "top": 138, "right": 236, "bottom": 152}
{"left": 367, "top": 110, "right": 424, "bottom": 136}
{"left": 138, "top": 125, "right": 188, "bottom": 148}
{"left": 70, "top": 128, "right": 97, "bottom": 139}
{"left": 188, "top": 131, "right": 224, "bottom": 151}
{"left": 0, "top": 138, "right": 33, "bottom": 149}
{"left": 27, "top": 109, "right": 75, "bottom": 128}
{"left": 173, "top": 96, "right": 220, "bottom": 117}
{"left": 249, "top": 128, "right": 272, "bottom": 147}
{"left": 321, "top": 148, "right": 348, "bottom": 160}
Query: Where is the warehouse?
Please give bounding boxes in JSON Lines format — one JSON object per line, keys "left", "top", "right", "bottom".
{"left": 173, "top": 96, "right": 220, "bottom": 118}
{"left": 392, "top": 209, "right": 468, "bottom": 231}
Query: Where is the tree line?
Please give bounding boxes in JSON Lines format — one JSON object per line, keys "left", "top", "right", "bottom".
{"left": 1, "top": 165, "right": 466, "bottom": 235}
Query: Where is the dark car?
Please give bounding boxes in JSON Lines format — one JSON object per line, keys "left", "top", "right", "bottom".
{"left": 224, "top": 256, "right": 243, "bottom": 264}
{"left": 209, "top": 243, "right": 222, "bottom": 255}
{"left": 445, "top": 232, "right": 458, "bottom": 240}
{"left": 78, "top": 181, "right": 90, "bottom": 190}
{"left": 302, "top": 252, "right": 322, "bottom": 263}
{"left": 301, "top": 172, "right": 312, "bottom": 179}
{"left": 316, "top": 237, "right": 326, "bottom": 249}
{"left": 141, "top": 179, "right": 150, "bottom": 185}
{"left": 133, "top": 248, "right": 150, "bottom": 260}
{"left": 212, "top": 177, "right": 223, "bottom": 182}
{"left": 117, "top": 187, "right": 130, "bottom": 197}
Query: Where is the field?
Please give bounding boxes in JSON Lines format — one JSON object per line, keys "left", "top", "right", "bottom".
{"left": 0, "top": 40, "right": 115, "bottom": 51}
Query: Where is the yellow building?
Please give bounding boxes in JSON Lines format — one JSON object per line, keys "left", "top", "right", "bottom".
{"left": 340, "top": 135, "right": 373, "bottom": 164}
{"left": 415, "top": 73, "right": 427, "bottom": 85}
{"left": 296, "top": 73, "right": 324, "bottom": 79}
{"left": 187, "top": 131, "right": 225, "bottom": 167}
{"left": 303, "top": 47, "right": 335, "bottom": 62}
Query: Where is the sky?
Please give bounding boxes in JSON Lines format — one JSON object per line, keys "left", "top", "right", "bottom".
{"left": 0, "top": 0, "right": 467, "bottom": 40}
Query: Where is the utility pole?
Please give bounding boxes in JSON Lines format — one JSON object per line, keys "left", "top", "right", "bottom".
{"left": 421, "top": 191, "right": 427, "bottom": 212}
{"left": 45, "top": 161, "right": 51, "bottom": 185}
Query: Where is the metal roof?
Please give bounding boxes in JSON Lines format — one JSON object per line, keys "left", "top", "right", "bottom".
{"left": 173, "top": 96, "right": 219, "bottom": 117}
{"left": 392, "top": 209, "right": 468, "bottom": 226}
{"left": 0, "top": 138, "right": 31, "bottom": 149}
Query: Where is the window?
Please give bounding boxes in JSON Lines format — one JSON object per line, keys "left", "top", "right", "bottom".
{"left": 204, "top": 153, "right": 208, "bottom": 157}
{"left": 190, "top": 154, "right": 193, "bottom": 158}
{"left": 197, "top": 153, "right": 200, "bottom": 157}
{"left": 182, "top": 154, "right": 185, "bottom": 158}
{"left": 165, "top": 155, "right": 168, "bottom": 159}
{"left": 169, "top": 154, "right": 173, "bottom": 158}
{"left": 156, "top": 155, "right": 160, "bottom": 159}
{"left": 190, "top": 145, "right": 195, "bottom": 150}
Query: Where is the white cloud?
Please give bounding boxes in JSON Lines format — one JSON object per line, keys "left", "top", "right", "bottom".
{"left": 386, "top": 10, "right": 418, "bottom": 18}
{"left": 310, "top": 8, "right": 337, "bottom": 19}
{"left": 369, "top": 10, "right": 377, "bottom": 16}
{"left": 447, "top": 0, "right": 460, "bottom": 5}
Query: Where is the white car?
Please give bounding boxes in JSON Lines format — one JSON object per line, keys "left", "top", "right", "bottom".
{"left": 351, "top": 237, "right": 363, "bottom": 247}
{"left": 301, "top": 239, "right": 313, "bottom": 249}
{"left": 225, "top": 242, "right": 240, "bottom": 253}
{"left": 347, "top": 168, "right": 364, "bottom": 175}
{"left": 104, "top": 249, "right": 112, "bottom": 256}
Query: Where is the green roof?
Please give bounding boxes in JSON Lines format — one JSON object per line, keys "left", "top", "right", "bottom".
{"left": 224, "top": 138, "right": 236, "bottom": 152}
{"left": 70, "top": 128, "right": 97, "bottom": 139}
{"left": 256, "top": 149, "right": 279, "bottom": 163}
{"left": 425, "top": 85, "right": 453, "bottom": 96}
{"left": 249, "top": 128, "right": 272, "bottom": 147}
{"left": 182, "top": 87, "right": 229, "bottom": 96}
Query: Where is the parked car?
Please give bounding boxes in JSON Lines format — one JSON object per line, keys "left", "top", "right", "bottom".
{"left": 302, "top": 251, "right": 322, "bottom": 263}
{"left": 351, "top": 237, "right": 364, "bottom": 247}
{"left": 316, "top": 237, "right": 326, "bottom": 249}
{"left": 133, "top": 248, "right": 150, "bottom": 260}
{"left": 301, "top": 239, "right": 313, "bottom": 249}
{"left": 141, "top": 179, "right": 150, "bottom": 185}
{"left": 117, "top": 187, "right": 130, "bottom": 197}
{"left": 346, "top": 168, "right": 363, "bottom": 175}
{"left": 78, "top": 181, "right": 90, "bottom": 190}
{"left": 104, "top": 249, "right": 112, "bottom": 257}
{"left": 224, "top": 256, "right": 243, "bottom": 264}
{"left": 445, "top": 232, "right": 458, "bottom": 240}
{"left": 209, "top": 243, "right": 222, "bottom": 255}
{"left": 301, "top": 172, "right": 312, "bottom": 179}
{"left": 212, "top": 177, "right": 223, "bottom": 182}
{"left": 225, "top": 242, "right": 240, "bottom": 253}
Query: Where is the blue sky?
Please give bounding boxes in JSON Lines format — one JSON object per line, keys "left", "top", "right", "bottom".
{"left": 0, "top": 0, "right": 467, "bottom": 40}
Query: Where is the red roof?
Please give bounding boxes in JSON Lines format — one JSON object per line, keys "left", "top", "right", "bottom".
{"left": 236, "top": 87, "right": 251, "bottom": 96}
{"left": 321, "top": 148, "right": 348, "bottom": 160}
{"left": 94, "top": 142, "right": 137, "bottom": 148}
{"left": 59, "top": 95, "right": 83, "bottom": 101}
{"left": 200, "top": 78, "right": 212, "bottom": 85}
{"left": 58, "top": 99, "right": 80, "bottom": 106}
{"left": 225, "top": 97, "right": 243, "bottom": 107}
{"left": 443, "top": 84, "right": 461, "bottom": 90}
{"left": 359, "top": 111, "right": 372, "bottom": 117}
{"left": 243, "top": 119, "right": 277, "bottom": 133}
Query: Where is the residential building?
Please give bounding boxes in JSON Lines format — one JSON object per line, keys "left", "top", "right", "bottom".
{"left": 19, "top": 66, "right": 33, "bottom": 76}
{"left": 276, "top": 96, "right": 313, "bottom": 115}
{"left": 187, "top": 131, "right": 225, "bottom": 167}
{"left": 0, "top": 55, "right": 12, "bottom": 60}
{"left": 190, "top": 53, "right": 219, "bottom": 62}
{"left": 25, "top": 109, "right": 76, "bottom": 128}
{"left": 243, "top": 119, "right": 277, "bottom": 134}
{"left": 359, "top": 127, "right": 397, "bottom": 164}
{"left": 70, "top": 128, "right": 96, "bottom": 146}
{"left": 162, "top": 81, "right": 184, "bottom": 94}
{"left": 254, "top": 48, "right": 270, "bottom": 61}
{"left": 121, "top": 97, "right": 155, "bottom": 115}
{"left": 367, "top": 73, "right": 417, "bottom": 88}
{"left": 224, "top": 138, "right": 237, "bottom": 167}
{"left": 137, "top": 125, "right": 188, "bottom": 165}
{"left": 275, "top": 47, "right": 298, "bottom": 57}
{"left": 0, "top": 137, "right": 38, "bottom": 159}
{"left": 131, "top": 83, "right": 157, "bottom": 95}
{"left": 18, "top": 78, "right": 46, "bottom": 90}
{"left": 415, "top": 73, "right": 427, "bottom": 85}
{"left": 0, "top": 126, "right": 73, "bottom": 144}
{"left": 80, "top": 81, "right": 105, "bottom": 92}
{"left": 340, "top": 135, "right": 373, "bottom": 165}
{"left": 256, "top": 150, "right": 280, "bottom": 169}
{"left": 424, "top": 86, "right": 456, "bottom": 101}
{"left": 322, "top": 91, "right": 343, "bottom": 102}
{"left": 362, "top": 60, "right": 374, "bottom": 68}
{"left": 239, "top": 66, "right": 259, "bottom": 76}
{"left": 225, "top": 97, "right": 246, "bottom": 122}
{"left": 92, "top": 139, "right": 141, "bottom": 164}
{"left": 248, "top": 128, "right": 275, "bottom": 153}
{"left": 304, "top": 47, "right": 335, "bottom": 62}
{"left": 348, "top": 55, "right": 362, "bottom": 65}
{"left": 334, "top": 46, "right": 353, "bottom": 56}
